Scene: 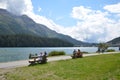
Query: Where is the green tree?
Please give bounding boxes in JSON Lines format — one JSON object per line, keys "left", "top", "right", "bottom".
{"left": 97, "top": 43, "right": 109, "bottom": 53}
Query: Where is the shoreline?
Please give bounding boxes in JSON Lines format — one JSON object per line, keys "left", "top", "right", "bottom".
{"left": 0, "top": 52, "right": 120, "bottom": 69}
{"left": 0, "top": 55, "right": 72, "bottom": 69}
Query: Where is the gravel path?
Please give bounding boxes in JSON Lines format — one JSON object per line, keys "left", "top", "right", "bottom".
{"left": 0, "top": 56, "right": 71, "bottom": 69}
{"left": 0, "top": 52, "right": 119, "bottom": 69}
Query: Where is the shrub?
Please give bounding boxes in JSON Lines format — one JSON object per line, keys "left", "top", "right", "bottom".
{"left": 106, "top": 49, "right": 115, "bottom": 52}
{"left": 48, "top": 51, "right": 66, "bottom": 56}
{"left": 81, "top": 51, "right": 89, "bottom": 54}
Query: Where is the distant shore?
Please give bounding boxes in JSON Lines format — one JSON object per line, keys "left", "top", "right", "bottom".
{"left": 0, "top": 52, "right": 120, "bottom": 69}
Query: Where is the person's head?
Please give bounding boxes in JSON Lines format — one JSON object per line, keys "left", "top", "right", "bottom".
{"left": 78, "top": 49, "right": 80, "bottom": 52}
{"left": 74, "top": 49, "right": 76, "bottom": 51}
{"left": 44, "top": 51, "right": 47, "bottom": 55}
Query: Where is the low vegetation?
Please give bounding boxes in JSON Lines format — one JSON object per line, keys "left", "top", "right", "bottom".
{"left": 106, "top": 49, "right": 115, "bottom": 52}
{"left": 48, "top": 51, "right": 66, "bottom": 56}
{"left": 97, "top": 43, "right": 109, "bottom": 52}
{"left": 81, "top": 51, "right": 89, "bottom": 54}
{"left": 4, "top": 53, "right": 120, "bottom": 80}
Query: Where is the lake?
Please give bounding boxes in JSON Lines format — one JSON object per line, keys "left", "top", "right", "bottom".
{"left": 0, "top": 47, "right": 119, "bottom": 63}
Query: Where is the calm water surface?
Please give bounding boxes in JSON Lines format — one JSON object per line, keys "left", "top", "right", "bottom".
{"left": 0, "top": 47, "right": 119, "bottom": 62}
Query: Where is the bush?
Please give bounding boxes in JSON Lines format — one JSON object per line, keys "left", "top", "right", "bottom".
{"left": 106, "top": 49, "right": 115, "bottom": 52}
{"left": 81, "top": 51, "right": 89, "bottom": 54}
{"left": 48, "top": 51, "right": 66, "bottom": 56}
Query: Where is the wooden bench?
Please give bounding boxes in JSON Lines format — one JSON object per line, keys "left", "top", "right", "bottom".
{"left": 29, "top": 55, "right": 47, "bottom": 64}
{"left": 71, "top": 54, "right": 83, "bottom": 59}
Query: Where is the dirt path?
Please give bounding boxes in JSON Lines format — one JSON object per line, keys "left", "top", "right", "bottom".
{"left": 0, "top": 56, "right": 71, "bottom": 69}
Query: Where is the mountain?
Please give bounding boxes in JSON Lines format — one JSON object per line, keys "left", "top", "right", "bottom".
{"left": 107, "top": 37, "right": 120, "bottom": 47}
{"left": 0, "top": 9, "right": 90, "bottom": 47}
{"left": 0, "top": 34, "right": 73, "bottom": 47}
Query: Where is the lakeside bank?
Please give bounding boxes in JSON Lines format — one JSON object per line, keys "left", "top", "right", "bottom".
{"left": 0, "top": 52, "right": 120, "bottom": 69}
{"left": 0, "top": 47, "right": 119, "bottom": 63}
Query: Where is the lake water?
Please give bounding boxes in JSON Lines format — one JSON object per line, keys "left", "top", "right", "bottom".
{"left": 0, "top": 47, "right": 119, "bottom": 63}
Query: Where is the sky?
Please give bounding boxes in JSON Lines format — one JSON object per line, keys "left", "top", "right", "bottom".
{"left": 0, "top": 0, "right": 120, "bottom": 43}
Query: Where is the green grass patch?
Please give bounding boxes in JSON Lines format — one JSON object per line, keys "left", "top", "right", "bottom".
{"left": 106, "top": 49, "right": 115, "bottom": 52}
{"left": 6, "top": 53, "right": 120, "bottom": 80}
{"left": 48, "top": 51, "right": 66, "bottom": 56}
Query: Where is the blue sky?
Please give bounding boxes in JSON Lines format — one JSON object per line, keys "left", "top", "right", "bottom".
{"left": 0, "top": 0, "right": 120, "bottom": 43}
{"left": 32, "top": 0, "right": 119, "bottom": 26}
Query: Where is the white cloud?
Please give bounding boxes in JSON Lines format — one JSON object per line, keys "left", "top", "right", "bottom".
{"left": 70, "top": 5, "right": 120, "bottom": 42}
{"left": 0, "top": 0, "right": 7, "bottom": 9}
{"left": 71, "top": 6, "right": 92, "bottom": 20}
{"left": 104, "top": 3, "right": 120, "bottom": 13}
{"left": 0, "top": 0, "right": 120, "bottom": 43}
{"left": 104, "top": 3, "right": 120, "bottom": 17}
{"left": 0, "top": 0, "right": 33, "bottom": 15}
{"left": 0, "top": 0, "right": 60, "bottom": 31}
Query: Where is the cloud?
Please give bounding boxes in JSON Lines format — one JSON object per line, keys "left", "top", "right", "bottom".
{"left": 0, "top": 0, "right": 33, "bottom": 15}
{"left": 0, "top": 0, "right": 7, "bottom": 9}
{"left": 71, "top": 6, "right": 92, "bottom": 20}
{"left": 104, "top": 3, "right": 120, "bottom": 13}
{"left": 0, "top": 0, "right": 63, "bottom": 32}
{"left": 0, "top": 0, "right": 120, "bottom": 43}
{"left": 104, "top": 3, "right": 120, "bottom": 17}
{"left": 70, "top": 5, "right": 120, "bottom": 42}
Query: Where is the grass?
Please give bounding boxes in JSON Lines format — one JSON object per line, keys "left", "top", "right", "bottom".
{"left": 5, "top": 53, "right": 120, "bottom": 80}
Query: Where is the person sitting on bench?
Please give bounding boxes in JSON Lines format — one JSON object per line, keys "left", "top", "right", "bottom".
{"left": 71, "top": 49, "right": 83, "bottom": 58}
{"left": 76, "top": 49, "right": 83, "bottom": 58}
{"left": 37, "top": 52, "right": 43, "bottom": 63}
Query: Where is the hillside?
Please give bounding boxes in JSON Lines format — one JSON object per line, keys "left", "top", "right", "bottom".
{"left": 0, "top": 9, "right": 91, "bottom": 47}
{"left": 0, "top": 34, "right": 73, "bottom": 47}
{"left": 107, "top": 37, "right": 120, "bottom": 46}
